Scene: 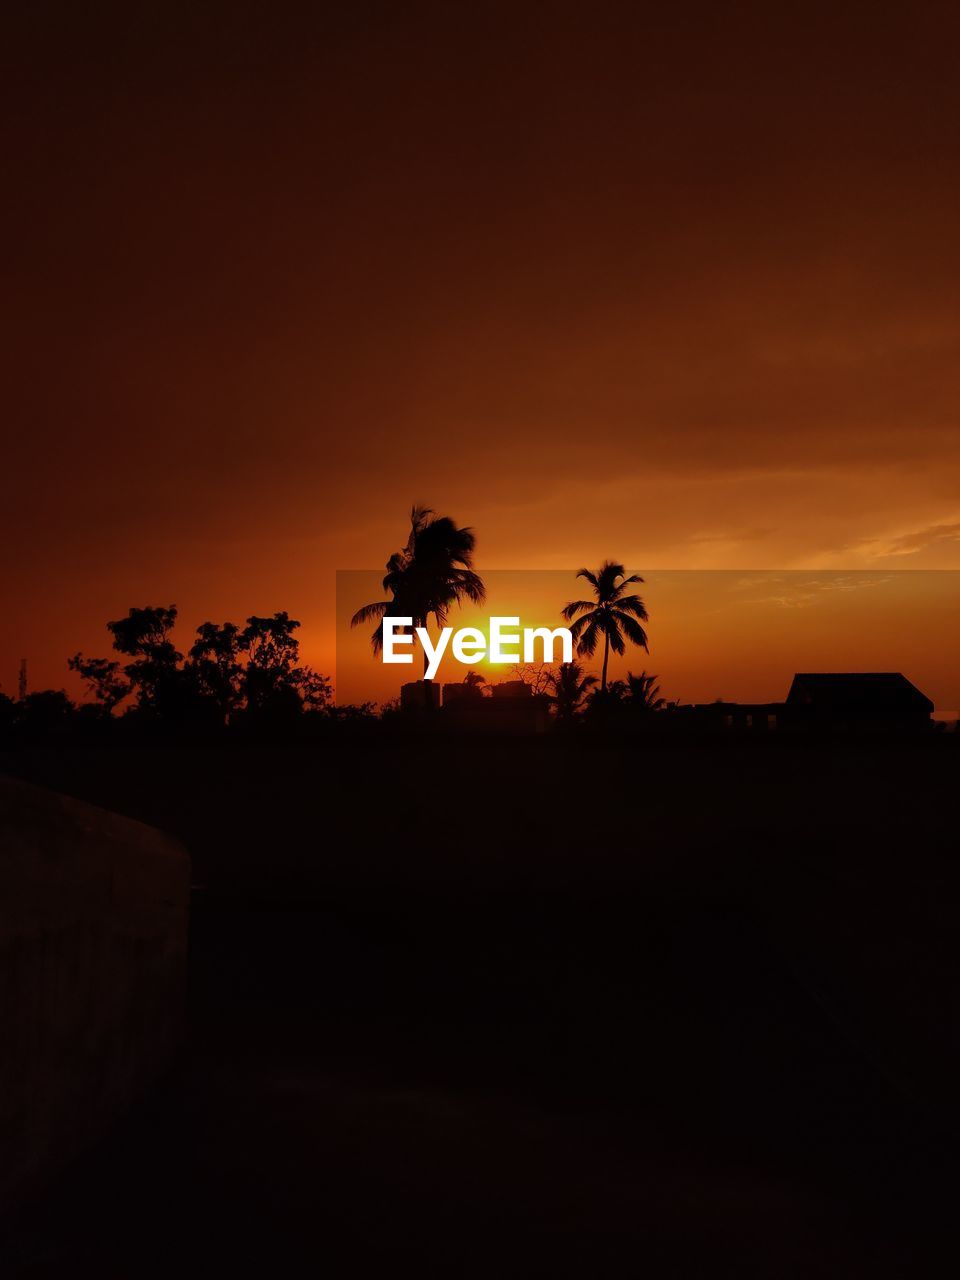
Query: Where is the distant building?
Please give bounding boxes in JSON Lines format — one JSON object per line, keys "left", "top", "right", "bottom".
{"left": 400, "top": 680, "right": 441, "bottom": 714}
{"left": 442, "top": 679, "right": 550, "bottom": 733}
{"left": 665, "top": 672, "right": 934, "bottom": 733}
{"left": 492, "top": 680, "right": 537, "bottom": 701}
{"left": 783, "top": 673, "right": 934, "bottom": 732}
{"left": 403, "top": 671, "right": 935, "bottom": 734}
{"left": 441, "top": 681, "right": 485, "bottom": 708}
{"left": 664, "top": 701, "right": 781, "bottom": 731}
{"left": 397, "top": 678, "right": 549, "bottom": 731}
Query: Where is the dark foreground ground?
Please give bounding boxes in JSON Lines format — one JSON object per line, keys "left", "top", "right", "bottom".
{"left": 2, "top": 732, "right": 959, "bottom": 1276}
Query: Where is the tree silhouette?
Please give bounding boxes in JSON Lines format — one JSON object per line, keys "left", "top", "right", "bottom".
{"left": 547, "top": 661, "right": 597, "bottom": 723}
{"left": 239, "top": 612, "right": 325, "bottom": 719}
{"left": 71, "top": 607, "right": 332, "bottom": 726}
{"left": 590, "top": 670, "right": 665, "bottom": 721}
{"left": 188, "top": 622, "right": 244, "bottom": 722}
{"left": 626, "top": 670, "right": 665, "bottom": 713}
{"left": 68, "top": 653, "right": 129, "bottom": 715}
{"left": 351, "top": 505, "right": 486, "bottom": 677}
{"left": 19, "top": 689, "right": 74, "bottom": 733}
{"left": 561, "top": 562, "right": 648, "bottom": 694}
{"left": 510, "top": 662, "right": 555, "bottom": 696}
{"left": 106, "top": 605, "right": 185, "bottom": 715}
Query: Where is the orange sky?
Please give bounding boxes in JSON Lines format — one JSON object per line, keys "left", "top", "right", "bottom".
{"left": 2, "top": 3, "right": 959, "bottom": 709}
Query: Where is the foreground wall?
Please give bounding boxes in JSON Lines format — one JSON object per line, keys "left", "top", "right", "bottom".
{"left": 0, "top": 775, "right": 190, "bottom": 1206}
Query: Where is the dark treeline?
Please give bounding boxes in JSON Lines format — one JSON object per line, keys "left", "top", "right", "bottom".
{"left": 0, "top": 508, "right": 668, "bottom": 742}
{"left": 4, "top": 506, "right": 952, "bottom": 743}
{"left": 0, "top": 593, "right": 668, "bottom": 743}
{"left": 0, "top": 605, "right": 373, "bottom": 743}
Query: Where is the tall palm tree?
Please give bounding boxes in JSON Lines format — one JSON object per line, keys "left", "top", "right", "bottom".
{"left": 547, "top": 661, "right": 597, "bottom": 723}
{"left": 351, "top": 505, "right": 486, "bottom": 677}
{"left": 561, "top": 562, "right": 648, "bottom": 694}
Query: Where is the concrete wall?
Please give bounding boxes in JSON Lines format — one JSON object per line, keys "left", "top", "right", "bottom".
{"left": 0, "top": 776, "right": 190, "bottom": 1206}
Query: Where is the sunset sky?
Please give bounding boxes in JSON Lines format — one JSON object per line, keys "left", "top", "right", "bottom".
{"left": 336, "top": 570, "right": 960, "bottom": 714}
{"left": 3, "top": 3, "right": 959, "bottom": 708}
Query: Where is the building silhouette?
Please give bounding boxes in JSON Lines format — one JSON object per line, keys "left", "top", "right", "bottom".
{"left": 669, "top": 672, "right": 935, "bottom": 733}
{"left": 400, "top": 678, "right": 550, "bottom": 732}
{"left": 398, "top": 671, "right": 936, "bottom": 733}
{"left": 782, "top": 672, "right": 934, "bottom": 732}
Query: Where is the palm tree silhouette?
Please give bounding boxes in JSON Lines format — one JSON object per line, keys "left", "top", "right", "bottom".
{"left": 561, "top": 562, "right": 648, "bottom": 694}
{"left": 351, "top": 505, "right": 486, "bottom": 677}
{"left": 626, "top": 670, "right": 665, "bottom": 713}
{"left": 547, "top": 661, "right": 597, "bottom": 723}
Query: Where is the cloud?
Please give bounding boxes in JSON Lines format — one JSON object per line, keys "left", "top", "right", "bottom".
{"left": 837, "top": 519, "right": 960, "bottom": 564}
{"left": 879, "top": 522, "right": 960, "bottom": 557}
{"left": 734, "top": 574, "right": 894, "bottom": 609}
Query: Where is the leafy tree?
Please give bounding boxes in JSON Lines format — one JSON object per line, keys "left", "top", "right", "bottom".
{"left": 188, "top": 622, "right": 244, "bottom": 721}
{"left": 107, "top": 605, "right": 180, "bottom": 660}
{"left": 240, "top": 612, "right": 302, "bottom": 716}
{"left": 239, "top": 612, "right": 331, "bottom": 718}
{"left": 297, "top": 668, "right": 333, "bottom": 711}
{"left": 561, "top": 562, "right": 648, "bottom": 694}
{"left": 73, "top": 606, "right": 332, "bottom": 729}
{"left": 547, "top": 661, "right": 597, "bottom": 724}
{"left": 106, "top": 605, "right": 185, "bottom": 715}
{"left": 68, "top": 653, "right": 129, "bottom": 715}
{"left": 241, "top": 611, "right": 300, "bottom": 672}
{"left": 351, "top": 505, "right": 485, "bottom": 677}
